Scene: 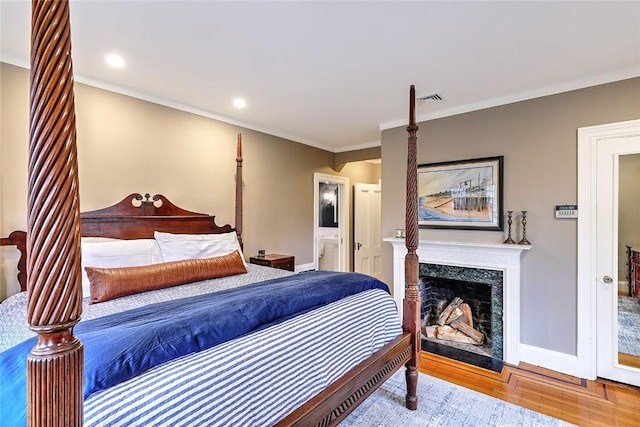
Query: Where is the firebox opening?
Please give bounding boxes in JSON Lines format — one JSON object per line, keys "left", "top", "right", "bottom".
{"left": 418, "top": 263, "right": 504, "bottom": 367}
{"left": 422, "top": 277, "right": 493, "bottom": 357}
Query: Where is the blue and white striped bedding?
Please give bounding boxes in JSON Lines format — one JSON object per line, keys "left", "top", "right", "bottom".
{"left": 0, "top": 265, "right": 402, "bottom": 426}
{"left": 0, "top": 264, "right": 293, "bottom": 352}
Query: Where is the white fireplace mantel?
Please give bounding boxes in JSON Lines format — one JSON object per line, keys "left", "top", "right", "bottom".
{"left": 385, "top": 238, "right": 530, "bottom": 365}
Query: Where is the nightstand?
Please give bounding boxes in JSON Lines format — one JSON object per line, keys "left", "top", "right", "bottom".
{"left": 249, "top": 254, "right": 295, "bottom": 272}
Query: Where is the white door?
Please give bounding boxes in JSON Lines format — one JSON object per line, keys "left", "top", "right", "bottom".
{"left": 595, "top": 132, "right": 640, "bottom": 386}
{"left": 354, "top": 183, "right": 381, "bottom": 278}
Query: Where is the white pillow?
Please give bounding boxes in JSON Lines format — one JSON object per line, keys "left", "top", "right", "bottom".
{"left": 80, "top": 238, "right": 163, "bottom": 297}
{"left": 154, "top": 231, "right": 246, "bottom": 266}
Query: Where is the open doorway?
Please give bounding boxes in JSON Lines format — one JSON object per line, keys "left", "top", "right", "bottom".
{"left": 313, "top": 173, "right": 349, "bottom": 272}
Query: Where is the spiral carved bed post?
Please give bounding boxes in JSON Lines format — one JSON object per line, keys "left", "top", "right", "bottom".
{"left": 403, "top": 85, "right": 421, "bottom": 410}
{"left": 235, "top": 133, "right": 243, "bottom": 248}
{"left": 27, "top": 0, "right": 84, "bottom": 425}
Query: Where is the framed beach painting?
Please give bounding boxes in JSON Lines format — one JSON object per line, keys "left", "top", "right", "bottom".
{"left": 418, "top": 156, "right": 504, "bottom": 230}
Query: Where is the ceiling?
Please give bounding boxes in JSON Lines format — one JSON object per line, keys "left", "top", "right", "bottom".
{"left": 1, "top": 1, "right": 639, "bottom": 153}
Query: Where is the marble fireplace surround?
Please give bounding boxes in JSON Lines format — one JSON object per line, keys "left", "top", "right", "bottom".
{"left": 385, "top": 238, "right": 530, "bottom": 365}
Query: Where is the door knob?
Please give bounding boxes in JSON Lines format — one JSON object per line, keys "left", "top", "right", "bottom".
{"left": 356, "top": 242, "right": 362, "bottom": 250}
{"left": 603, "top": 275, "right": 613, "bottom": 284}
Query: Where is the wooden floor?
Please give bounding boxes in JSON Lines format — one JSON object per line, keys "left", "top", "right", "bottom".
{"left": 419, "top": 351, "right": 640, "bottom": 426}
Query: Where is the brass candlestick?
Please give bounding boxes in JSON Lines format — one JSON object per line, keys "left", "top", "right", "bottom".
{"left": 503, "top": 211, "right": 516, "bottom": 244}
{"left": 518, "top": 210, "right": 531, "bottom": 245}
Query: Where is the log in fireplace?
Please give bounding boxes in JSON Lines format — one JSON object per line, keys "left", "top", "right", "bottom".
{"left": 419, "top": 263, "right": 503, "bottom": 361}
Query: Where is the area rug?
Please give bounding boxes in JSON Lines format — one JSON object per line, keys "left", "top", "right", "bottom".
{"left": 339, "top": 369, "right": 574, "bottom": 427}
{"left": 618, "top": 296, "right": 640, "bottom": 356}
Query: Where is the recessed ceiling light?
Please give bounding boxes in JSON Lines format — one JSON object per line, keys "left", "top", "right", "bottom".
{"left": 233, "top": 98, "right": 247, "bottom": 109}
{"left": 105, "top": 54, "right": 125, "bottom": 69}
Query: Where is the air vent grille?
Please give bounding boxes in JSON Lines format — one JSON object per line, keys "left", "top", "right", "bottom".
{"left": 416, "top": 93, "right": 444, "bottom": 105}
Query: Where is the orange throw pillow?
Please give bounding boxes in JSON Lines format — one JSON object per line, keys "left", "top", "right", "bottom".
{"left": 86, "top": 250, "right": 247, "bottom": 304}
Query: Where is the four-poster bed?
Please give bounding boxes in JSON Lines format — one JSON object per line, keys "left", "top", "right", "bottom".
{"left": 0, "top": 1, "right": 421, "bottom": 425}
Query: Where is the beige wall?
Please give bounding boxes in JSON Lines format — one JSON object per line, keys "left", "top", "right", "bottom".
{"left": 381, "top": 77, "right": 640, "bottom": 356}
{"left": 334, "top": 147, "right": 381, "bottom": 171}
{"left": 341, "top": 160, "right": 381, "bottom": 185}
{"left": 0, "top": 62, "right": 379, "bottom": 298}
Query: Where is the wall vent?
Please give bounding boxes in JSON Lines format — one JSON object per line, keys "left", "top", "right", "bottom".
{"left": 416, "top": 93, "right": 444, "bottom": 105}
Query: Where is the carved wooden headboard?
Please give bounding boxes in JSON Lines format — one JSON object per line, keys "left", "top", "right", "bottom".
{"left": 0, "top": 231, "right": 27, "bottom": 292}
{"left": 0, "top": 192, "right": 239, "bottom": 293}
{"left": 81, "top": 193, "right": 234, "bottom": 239}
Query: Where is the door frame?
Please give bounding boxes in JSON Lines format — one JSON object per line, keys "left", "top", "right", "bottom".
{"left": 313, "top": 173, "right": 349, "bottom": 272}
{"left": 577, "top": 119, "right": 640, "bottom": 380}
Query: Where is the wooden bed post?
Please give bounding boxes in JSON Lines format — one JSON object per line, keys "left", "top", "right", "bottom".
{"left": 27, "top": 0, "right": 84, "bottom": 425}
{"left": 403, "top": 85, "right": 421, "bottom": 410}
{"left": 235, "top": 133, "right": 243, "bottom": 248}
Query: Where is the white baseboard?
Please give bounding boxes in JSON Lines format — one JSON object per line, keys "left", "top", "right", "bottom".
{"left": 519, "top": 343, "right": 593, "bottom": 379}
{"left": 296, "top": 262, "right": 315, "bottom": 273}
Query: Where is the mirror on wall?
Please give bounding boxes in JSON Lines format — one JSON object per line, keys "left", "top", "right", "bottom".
{"left": 618, "top": 153, "right": 640, "bottom": 369}
{"left": 319, "top": 183, "right": 339, "bottom": 228}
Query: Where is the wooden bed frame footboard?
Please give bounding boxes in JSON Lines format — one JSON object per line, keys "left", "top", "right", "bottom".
{"left": 1, "top": 1, "right": 420, "bottom": 425}
{"left": 276, "top": 334, "right": 414, "bottom": 426}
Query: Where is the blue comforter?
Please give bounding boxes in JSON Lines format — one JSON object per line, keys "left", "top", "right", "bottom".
{"left": 0, "top": 271, "right": 389, "bottom": 426}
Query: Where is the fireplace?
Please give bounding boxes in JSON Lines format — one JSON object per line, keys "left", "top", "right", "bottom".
{"left": 385, "top": 239, "right": 530, "bottom": 366}
{"left": 419, "top": 263, "right": 503, "bottom": 361}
